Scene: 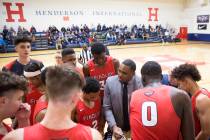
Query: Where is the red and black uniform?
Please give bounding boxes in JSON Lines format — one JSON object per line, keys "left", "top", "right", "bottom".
{"left": 2, "top": 59, "right": 44, "bottom": 76}
{"left": 192, "top": 89, "right": 210, "bottom": 136}
{"left": 24, "top": 123, "right": 93, "bottom": 140}
{"left": 76, "top": 99, "right": 101, "bottom": 130}
{"left": 26, "top": 83, "right": 43, "bottom": 125}
{"left": 88, "top": 56, "right": 115, "bottom": 96}
{"left": 33, "top": 100, "right": 48, "bottom": 124}
{"left": 0, "top": 123, "right": 12, "bottom": 140}
{"left": 130, "top": 85, "right": 182, "bottom": 140}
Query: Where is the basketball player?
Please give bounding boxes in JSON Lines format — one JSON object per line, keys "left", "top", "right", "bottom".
{"left": 0, "top": 71, "right": 30, "bottom": 139}
{"left": 3, "top": 66, "right": 102, "bottom": 140}
{"left": 32, "top": 68, "right": 48, "bottom": 124}
{"left": 62, "top": 48, "right": 84, "bottom": 78}
{"left": 72, "top": 77, "right": 104, "bottom": 133}
{"left": 171, "top": 63, "right": 210, "bottom": 140}
{"left": 130, "top": 61, "right": 195, "bottom": 140}
{"left": 24, "top": 62, "right": 45, "bottom": 125}
{"left": 2, "top": 36, "right": 44, "bottom": 76}
{"left": 33, "top": 65, "right": 84, "bottom": 124}
{"left": 83, "top": 42, "right": 119, "bottom": 95}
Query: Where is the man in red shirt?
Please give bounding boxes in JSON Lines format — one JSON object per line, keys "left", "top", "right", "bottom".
{"left": 4, "top": 66, "right": 102, "bottom": 140}
{"left": 171, "top": 63, "right": 210, "bottom": 140}
{"left": 83, "top": 42, "right": 119, "bottom": 95}
{"left": 0, "top": 71, "right": 30, "bottom": 139}
{"left": 130, "top": 61, "right": 194, "bottom": 140}
{"left": 24, "top": 61, "right": 45, "bottom": 125}
{"left": 72, "top": 77, "right": 104, "bottom": 133}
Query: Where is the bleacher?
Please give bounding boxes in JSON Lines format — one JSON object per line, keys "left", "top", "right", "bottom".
{"left": 0, "top": 24, "right": 177, "bottom": 53}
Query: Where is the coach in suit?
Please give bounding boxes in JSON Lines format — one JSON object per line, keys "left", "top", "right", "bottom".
{"left": 103, "top": 59, "right": 143, "bottom": 140}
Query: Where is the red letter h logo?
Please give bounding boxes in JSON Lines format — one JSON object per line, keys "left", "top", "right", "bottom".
{"left": 3, "top": 2, "right": 26, "bottom": 22}
{"left": 148, "top": 8, "right": 159, "bottom": 21}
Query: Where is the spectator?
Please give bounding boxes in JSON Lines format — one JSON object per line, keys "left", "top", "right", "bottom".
{"left": 103, "top": 59, "right": 143, "bottom": 139}
{"left": 55, "top": 37, "right": 62, "bottom": 50}
{"left": 2, "top": 25, "right": 8, "bottom": 40}
{"left": 54, "top": 51, "right": 63, "bottom": 66}
{"left": 30, "top": 26, "right": 37, "bottom": 34}
{"left": 0, "top": 35, "right": 6, "bottom": 53}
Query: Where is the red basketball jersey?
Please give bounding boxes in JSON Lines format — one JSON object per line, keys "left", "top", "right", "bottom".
{"left": 33, "top": 100, "right": 48, "bottom": 124}
{"left": 26, "top": 83, "right": 43, "bottom": 125}
{"left": 88, "top": 56, "right": 115, "bottom": 95}
{"left": 130, "top": 85, "right": 181, "bottom": 140}
{"left": 191, "top": 89, "right": 210, "bottom": 136}
{"left": 0, "top": 123, "right": 12, "bottom": 140}
{"left": 76, "top": 99, "right": 101, "bottom": 130}
{"left": 24, "top": 123, "right": 93, "bottom": 140}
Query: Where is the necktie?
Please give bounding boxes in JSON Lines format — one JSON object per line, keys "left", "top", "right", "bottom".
{"left": 122, "top": 83, "right": 130, "bottom": 131}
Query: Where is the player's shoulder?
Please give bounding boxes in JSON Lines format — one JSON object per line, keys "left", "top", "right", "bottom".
{"left": 106, "top": 75, "right": 118, "bottom": 83}
{"left": 196, "top": 92, "right": 210, "bottom": 110}
{"left": 3, "top": 128, "right": 24, "bottom": 140}
{"left": 2, "top": 60, "right": 17, "bottom": 70}
{"left": 169, "top": 86, "right": 189, "bottom": 98}
{"left": 169, "top": 86, "right": 191, "bottom": 106}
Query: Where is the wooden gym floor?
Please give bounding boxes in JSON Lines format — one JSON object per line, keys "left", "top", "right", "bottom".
{"left": 1, "top": 41, "right": 210, "bottom": 90}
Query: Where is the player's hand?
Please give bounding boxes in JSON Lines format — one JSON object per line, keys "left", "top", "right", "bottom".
{"left": 15, "top": 103, "right": 31, "bottom": 121}
{"left": 113, "top": 125, "right": 124, "bottom": 140}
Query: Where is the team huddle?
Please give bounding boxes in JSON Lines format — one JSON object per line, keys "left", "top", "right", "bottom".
{"left": 0, "top": 36, "right": 210, "bottom": 140}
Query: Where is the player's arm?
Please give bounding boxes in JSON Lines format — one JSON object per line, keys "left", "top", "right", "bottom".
{"left": 71, "top": 107, "right": 78, "bottom": 122}
{"left": 179, "top": 92, "right": 195, "bottom": 140}
{"left": 195, "top": 95, "right": 210, "bottom": 140}
{"left": 113, "top": 58, "right": 120, "bottom": 74}
{"left": 3, "top": 128, "right": 24, "bottom": 140}
{"left": 91, "top": 128, "right": 103, "bottom": 140}
{"left": 98, "top": 108, "right": 105, "bottom": 134}
{"left": 83, "top": 64, "right": 90, "bottom": 77}
{"left": 35, "top": 109, "right": 47, "bottom": 123}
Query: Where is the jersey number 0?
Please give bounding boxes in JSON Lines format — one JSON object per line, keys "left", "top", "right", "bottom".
{"left": 141, "top": 101, "right": 158, "bottom": 126}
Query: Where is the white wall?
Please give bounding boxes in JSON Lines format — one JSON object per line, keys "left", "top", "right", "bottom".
{"left": 183, "top": 0, "right": 210, "bottom": 34}
{"left": 0, "top": 0, "right": 184, "bottom": 31}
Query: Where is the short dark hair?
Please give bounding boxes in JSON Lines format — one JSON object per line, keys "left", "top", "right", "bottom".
{"left": 171, "top": 63, "right": 201, "bottom": 81}
{"left": 40, "top": 67, "right": 48, "bottom": 85}
{"left": 91, "top": 42, "right": 106, "bottom": 55}
{"left": 45, "top": 66, "right": 83, "bottom": 100}
{"left": 141, "top": 61, "right": 162, "bottom": 79}
{"left": 82, "top": 77, "right": 100, "bottom": 94}
{"left": 122, "top": 59, "right": 136, "bottom": 72}
{"left": 62, "top": 48, "right": 75, "bottom": 57}
{"left": 0, "top": 71, "right": 28, "bottom": 96}
{"left": 24, "top": 61, "right": 44, "bottom": 73}
{"left": 14, "top": 36, "right": 32, "bottom": 46}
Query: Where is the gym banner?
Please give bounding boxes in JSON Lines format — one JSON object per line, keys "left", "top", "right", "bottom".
{"left": 197, "top": 15, "right": 209, "bottom": 23}
{"left": 198, "top": 24, "right": 207, "bottom": 30}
